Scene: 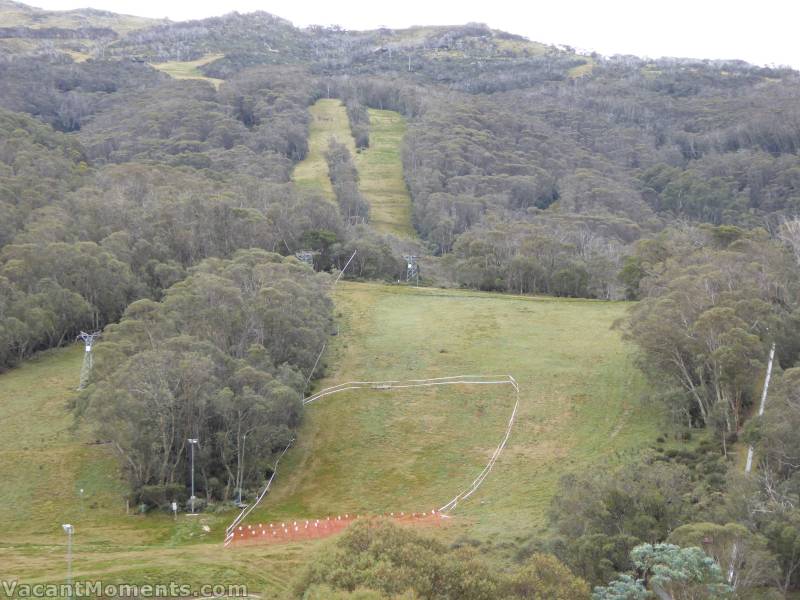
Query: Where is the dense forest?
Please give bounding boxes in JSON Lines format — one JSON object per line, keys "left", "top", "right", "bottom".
{"left": 3, "top": 0, "right": 800, "bottom": 596}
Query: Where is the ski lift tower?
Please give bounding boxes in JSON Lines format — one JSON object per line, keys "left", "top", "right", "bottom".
{"left": 294, "top": 250, "right": 316, "bottom": 269}
{"left": 403, "top": 255, "right": 420, "bottom": 287}
{"left": 77, "top": 330, "right": 101, "bottom": 390}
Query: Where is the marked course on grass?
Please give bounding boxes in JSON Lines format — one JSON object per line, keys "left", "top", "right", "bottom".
{"left": 249, "top": 282, "right": 661, "bottom": 538}
{"left": 0, "top": 282, "right": 659, "bottom": 592}
{"left": 226, "top": 374, "right": 520, "bottom": 546}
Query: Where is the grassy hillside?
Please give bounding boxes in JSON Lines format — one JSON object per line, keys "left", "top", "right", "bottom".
{"left": 355, "top": 110, "right": 415, "bottom": 238}
{"left": 0, "top": 347, "right": 311, "bottom": 597}
{"left": 0, "top": 346, "right": 125, "bottom": 539}
{"left": 293, "top": 99, "right": 415, "bottom": 237}
{"left": 252, "top": 283, "right": 661, "bottom": 539}
{"left": 151, "top": 54, "right": 226, "bottom": 89}
{"left": 0, "top": 0, "right": 158, "bottom": 33}
{"left": 0, "top": 283, "right": 660, "bottom": 593}
{"left": 292, "top": 99, "right": 355, "bottom": 201}
{"left": 0, "top": 0, "right": 159, "bottom": 65}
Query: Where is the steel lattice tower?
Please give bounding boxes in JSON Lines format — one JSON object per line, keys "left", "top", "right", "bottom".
{"left": 403, "top": 255, "right": 419, "bottom": 286}
{"left": 77, "top": 331, "right": 101, "bottom": 390}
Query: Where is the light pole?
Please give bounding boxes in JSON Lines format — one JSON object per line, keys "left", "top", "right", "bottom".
{"left": 62, "top": 524, "right": 74, "bottom": 592}
{"left": 187, "top": 438, "right": 199, "bottom": 514}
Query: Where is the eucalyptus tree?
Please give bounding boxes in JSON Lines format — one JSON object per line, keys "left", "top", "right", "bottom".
{"left": 87, "top": 250, "right": 331, "bottom": 506}
{"left": 624, "top": 228, "right": 799, "bottom": 431}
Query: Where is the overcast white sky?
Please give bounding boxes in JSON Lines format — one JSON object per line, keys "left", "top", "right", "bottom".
{"left": 26, "top": 0, "right": 800, "bottom": 68}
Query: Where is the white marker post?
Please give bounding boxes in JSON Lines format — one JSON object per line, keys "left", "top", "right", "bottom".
{"left": 62, "top": 524, "right": 74, "bottom": 592}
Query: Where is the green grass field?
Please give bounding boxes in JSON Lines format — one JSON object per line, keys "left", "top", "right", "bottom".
{"left": 151, "top": 54, "right": 225, "bottom": 89}
{"left": 259, "top": 283, "right": 660, "bottom": 539}
{"left": 569, "top": 57, "right": 596, "bottom": 78}
{"left": 0, "top": 346, "right": 126, "bottom": 539}
{"left": 0, "top": 2, "right": 157, "bottom": 33}
{"left": 0, "top": 347, "right": 307, "bottom": 597}
{"left": 354, "top": 110, "right": 415, "bottom": 238}
{"left": 0, "top": 283, "right": 660, "bottom": 594}
{"left": 293, "top": 99, "right": 415, "bottom": 237}
{"left": 292, "top": 99, "right": 355, "bottom": 202}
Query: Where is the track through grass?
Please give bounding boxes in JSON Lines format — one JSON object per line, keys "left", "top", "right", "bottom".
{"left": 293, "top": 99, "right": 416, "bottom": 238}
{"left": 292, "top": 99, "right": 354, "bottom": 201}
{"left": 354, "top": 109, "right": 415, "bottom": 238}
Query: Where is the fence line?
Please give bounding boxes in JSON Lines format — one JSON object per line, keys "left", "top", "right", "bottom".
{"left": 304, "top": 342, "right": 326, "bottom": 392}
{"left": 225, "top": 441, "right": 293, "bottom": 546}
{"left": 304, "top": 375, "right": 520, "bottom": 514}
{"left": 439, "top": 375, "right": 519, "bottom": 513}
{"left": 304, "top": 377, "right": 515, "bottom": 406}
{"left": 228, "top": 511, "right": 444, "bottom": 546}
{"left": 224, "top": 374, "right": 520, "bottom": 546}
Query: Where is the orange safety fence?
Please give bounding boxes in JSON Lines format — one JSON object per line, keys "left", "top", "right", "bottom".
{"left": 224, "top": 375, "right": 519, "bottom": 548}
{"left": 228, "top": 510, "right": 446, "bottom": 546}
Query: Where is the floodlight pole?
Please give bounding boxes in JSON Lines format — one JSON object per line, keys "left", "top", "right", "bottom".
{"left": 62, "top": 524, "right": 73, "bottom": 592}
{"left": 188, "top": 438, "right": 199, "bottom": 514}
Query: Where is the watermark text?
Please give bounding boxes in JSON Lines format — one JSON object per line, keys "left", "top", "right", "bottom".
{"left": 1, "top": 581, "right": 248, "bottom": 598}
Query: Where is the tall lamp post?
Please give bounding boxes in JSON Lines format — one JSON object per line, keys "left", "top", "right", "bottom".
{"left": 62, "top": 524, "right": 74, "bottom": 591}
{"left": 187, "top": 438, "right": 199, "bottom": 514}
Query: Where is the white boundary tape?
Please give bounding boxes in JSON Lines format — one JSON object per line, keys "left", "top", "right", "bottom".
{"left": 224, "top": 374, "right": 519, "bottom": 546}
{"left": 225, "top": 442, "right": 293, "bottom": 547}
{"left": 303, "top": 376, "right": 516, "bottom": 406}
{"left": 439, "top": 375, "right": 519, "bottom": 513}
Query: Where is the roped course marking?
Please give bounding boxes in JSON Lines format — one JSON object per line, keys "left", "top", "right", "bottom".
{"left": 225, "top": 374, "right": 519, "bottom": 547}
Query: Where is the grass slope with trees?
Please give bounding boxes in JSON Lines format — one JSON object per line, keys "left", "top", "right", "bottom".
{"left": 260, "top": 282, "right": 658, "bottom": 532}
{"left": 292, "top": 99, "right": 414, "bottom": 238}
{"left": 353, "top": 109, "right": 415, "bottom": 238}
{"left": 292, "top": 98, "right": 354, "bottom": 201}
{"left": 0, "top": 347, "right": 309, "bottom": 598}
{"left": 0, "top": 281, "right": 656, "bottom": 598}
{"left": 2, "top": 2, "right": 800, "bottom": 598}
